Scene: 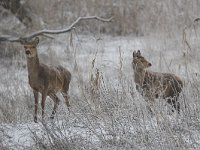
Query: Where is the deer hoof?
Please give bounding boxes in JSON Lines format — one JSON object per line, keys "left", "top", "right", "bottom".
{"left": 34, "top": 117, "right": 38, "bottom": 123}
{"left": 50, "top": 115, "right": 54, "bottom": 120}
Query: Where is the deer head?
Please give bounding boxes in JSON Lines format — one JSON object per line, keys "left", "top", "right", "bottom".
{"left": 20, "top": 37, "right": 39, "bottom": 58}
{"left": 132, "top": 50, "right": 152, "bottom": 70}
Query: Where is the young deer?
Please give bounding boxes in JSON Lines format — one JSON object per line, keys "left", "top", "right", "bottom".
{"left": 21, "top": 37, "right": 71, "bottom": 123}
{"left": 132, "top": 50, "right": 183, "bottom": 113}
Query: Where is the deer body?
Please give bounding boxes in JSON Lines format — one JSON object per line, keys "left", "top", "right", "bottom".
{"left": 132, "top": 50, "right": 183, "bottom": 113}
{"left": 22, "top": 37, "right": 71, "bottom": 122}
{"left": 27, "top": 58, "right": 69, "bottom": 94}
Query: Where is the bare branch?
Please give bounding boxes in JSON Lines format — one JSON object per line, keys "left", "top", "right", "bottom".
{"left": 0, "top": 35, "right": 20, "bottom": 42}
{"left": 182, "top": 17, "right": 200, "bottom": 51}
{"left": 0, "top": 16, "right": 113, "bottom": 43}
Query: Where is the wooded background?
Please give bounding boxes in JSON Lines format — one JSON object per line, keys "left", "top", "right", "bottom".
{"left": 1, "top": 0, "right": 199, "bottom": 36}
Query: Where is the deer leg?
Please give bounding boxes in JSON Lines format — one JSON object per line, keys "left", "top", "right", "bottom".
{"left": 145, "top": 93, "right": 155, "bottom": 115}
{"left": 167, "top": 98, "right": 180, "bottom": 113}
{"left": 173, "top": 98, "right": 180, "bottom": 114}
{"left": 33, "top": 90, "right": 39, "bottom": 123}
{"left": 147, "top": 100, "right": 155, "bottom": 115}
{"left": 49, "top": 94, "right": 60, "bottom": 119}
{"left": 62, "top": 77, "right": 70, "bottom": 111}
{"left": 176, "top": 101, "right": 180, "bottom": 114}
{"left": 167, "top": 98, "right": 174, "bottom": 113}
{"left": 62, "top": 92, "right": 70, "bottom": 111}
{"left": 41, "top": 91, "right": 48, "bottom": 121}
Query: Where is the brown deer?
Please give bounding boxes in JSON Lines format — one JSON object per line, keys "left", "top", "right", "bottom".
{"left": 132, "top": 50, "right": 183, "bottom": 113}
{"left": 21, "top": 37, "right": 71, "bottom": 123}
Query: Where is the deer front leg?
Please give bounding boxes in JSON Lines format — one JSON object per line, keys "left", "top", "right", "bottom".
{"left": 33, "top": 90, "right": 39, "bottom": 123}
{"left": 41, "top": 91, "right": 48, "bottom": 121}
{"left": 144, "top": 91, "right": 155, "bottom": 115}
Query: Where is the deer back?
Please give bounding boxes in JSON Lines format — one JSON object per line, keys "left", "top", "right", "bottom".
{"left": 143, "top": 71, "right": 183, "bottom": 99}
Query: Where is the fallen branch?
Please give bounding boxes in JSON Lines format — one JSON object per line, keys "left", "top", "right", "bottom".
{"left": 0, "top": 16, "right": 113, "bottom": 42}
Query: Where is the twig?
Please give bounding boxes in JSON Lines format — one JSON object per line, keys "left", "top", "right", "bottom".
{"left": 182, "top": 17, "right": 200, "bottom": 51}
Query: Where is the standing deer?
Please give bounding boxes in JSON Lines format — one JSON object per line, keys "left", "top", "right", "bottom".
{"left": 132, "top": 50, "right": 183, "bottom": 113}
{"left": 21, "top": 37, "right": 71, "bottom": 123}
{"left": 0, "top": 16, "right": 112, "bottom": 122}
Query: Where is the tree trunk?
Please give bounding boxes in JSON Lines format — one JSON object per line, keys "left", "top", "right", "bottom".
{"left": 0, "top": 0, "right": 32, "bottom": 28}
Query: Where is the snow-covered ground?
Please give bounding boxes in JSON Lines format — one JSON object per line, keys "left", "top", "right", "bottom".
{"left": 1, "top": 34, "right": 200, "bottom": 149}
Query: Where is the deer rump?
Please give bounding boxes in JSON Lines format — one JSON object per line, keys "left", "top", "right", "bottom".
{"left": 141, "top": 71, "right": 183, "bottom": 101}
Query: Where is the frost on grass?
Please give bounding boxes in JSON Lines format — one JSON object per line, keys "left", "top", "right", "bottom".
{"left": 0, "top": 35, "right": 200, "bottom": 149}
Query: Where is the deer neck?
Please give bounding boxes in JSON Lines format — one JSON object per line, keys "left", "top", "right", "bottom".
{"left": 134, "top": 68, "right": 146, "bottom": 86}
{"left": 26, "top": 54, "right": 40, "bottom": 76}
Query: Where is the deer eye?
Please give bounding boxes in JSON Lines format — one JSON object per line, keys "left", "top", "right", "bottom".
{"left": 24, "top": 46, "right": 27, "bottom": 49}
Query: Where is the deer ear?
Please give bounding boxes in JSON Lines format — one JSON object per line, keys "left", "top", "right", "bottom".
{"left": 137, "top": 50, "right": 141, "bottom": 56}
{"left": 33, "top": 37, "right": 39, "bottom": 46}
{"left": 133, "top": 51, "right": 137, "bottom": 57}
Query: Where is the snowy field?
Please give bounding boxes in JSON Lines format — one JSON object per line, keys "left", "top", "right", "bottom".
{"left": 0, "top": 34, "right": 200, "bottom": 149}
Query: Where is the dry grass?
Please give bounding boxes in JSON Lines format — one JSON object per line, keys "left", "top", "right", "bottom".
{"left": 1, "top": 32, "right": 200, "bottom": 149}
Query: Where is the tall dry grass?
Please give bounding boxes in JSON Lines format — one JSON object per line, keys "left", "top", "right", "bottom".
{"left": 0, "top": 31, "right": 197, "bottom": 149}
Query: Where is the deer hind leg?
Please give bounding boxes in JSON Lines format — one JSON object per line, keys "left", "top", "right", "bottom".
{"left": 62, "top": 92, "right": 70, "bottom": 111}
{"left": 146, "top": 99, "right": 155, "bottom": 115}
{"left": 169, "top": 80, "right": 181, "bottom": 113}
{"left": 167, "top": 97, "right": 180, "bottom": 114}
{"left": 173, "top": 97, "right": 180, "bottom": 114}
{"left": 49, "top": 94, "right": 60, "bottom": 119}
{"left": 33, "top": 90, "right": 39, "bottom": 123}
{"left": 62, "top": 78, "right": 70, "bottom": 111}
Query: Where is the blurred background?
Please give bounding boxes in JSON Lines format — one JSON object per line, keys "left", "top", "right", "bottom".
{"left": 1, "top": 0, "right": 199, "bottom": 35}
{"left": 1, "top": 0, "right": 200, "bottom": 57}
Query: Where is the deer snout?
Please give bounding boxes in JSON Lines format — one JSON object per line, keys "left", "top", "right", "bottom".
{"left": 148, "top": 63, "right": 152, "bottom": 67}
{"left": 25, "top": 50, "right": 31, "bottom": 55}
